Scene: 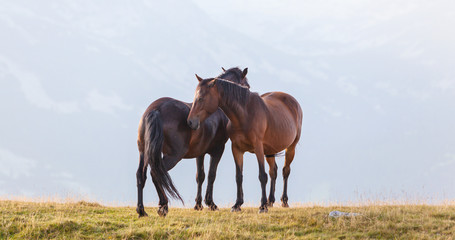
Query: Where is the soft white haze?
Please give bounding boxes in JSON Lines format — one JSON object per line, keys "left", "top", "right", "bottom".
{"left": 1, "top": 0, "right": 454, "bottom": 206}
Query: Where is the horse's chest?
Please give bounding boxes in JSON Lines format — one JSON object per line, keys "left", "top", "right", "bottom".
{"left": 228, "top": 130, "right": 254, "bottom": 152}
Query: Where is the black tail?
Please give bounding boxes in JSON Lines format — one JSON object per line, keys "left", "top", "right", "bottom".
{"left": 265, "top": 151, "right": 285, "bottom": 158}
{"left": 144, "top": 110, "right": 183, "bottom": 203}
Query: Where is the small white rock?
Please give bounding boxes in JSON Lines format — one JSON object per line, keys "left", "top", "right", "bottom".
{"left": 329, "top": 210, "right": 361, "bottom": 217}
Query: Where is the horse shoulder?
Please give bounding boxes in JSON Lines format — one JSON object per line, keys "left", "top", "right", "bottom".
{"left": 207, "top": 110, "right": 230, "bottom": 152}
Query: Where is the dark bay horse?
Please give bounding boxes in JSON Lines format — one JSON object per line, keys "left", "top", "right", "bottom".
{"left": 187, "top": 74, "right": 302, "bottom": 213}
{"left": 136, "top": 67, "right": 249, "bottom": 217}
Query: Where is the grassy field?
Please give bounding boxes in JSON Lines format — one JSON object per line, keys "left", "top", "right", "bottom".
{"left": 1, "top": 200, "right": 455, "bottom": 239}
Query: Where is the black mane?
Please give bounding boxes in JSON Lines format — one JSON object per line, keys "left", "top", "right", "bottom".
{"left": 217, "top": 67, "right": 250, "bottom": 88}
{"left": 214, "top": 78, "right": 250, "bottom": 107}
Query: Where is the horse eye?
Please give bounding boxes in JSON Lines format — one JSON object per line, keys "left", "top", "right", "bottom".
{"left": 197, "top": 97, "right": 203, "bottom": 102}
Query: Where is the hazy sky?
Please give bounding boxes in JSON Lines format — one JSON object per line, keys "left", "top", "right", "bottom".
{"left": 1, "top": 0, "right": 455, "bottom": 207}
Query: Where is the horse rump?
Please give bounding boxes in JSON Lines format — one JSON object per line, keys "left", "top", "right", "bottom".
{"left": 143, "top": 110, "right": 183, "bottom": 203}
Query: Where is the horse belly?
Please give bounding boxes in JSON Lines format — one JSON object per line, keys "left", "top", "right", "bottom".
{"left": 262, "top": 116, "right": 298, "bottom": 154}
{"left": 262, "top": 132, "right": 296, "bottom": 154}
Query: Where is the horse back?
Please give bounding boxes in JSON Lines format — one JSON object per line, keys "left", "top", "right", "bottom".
{"left": 261, "top": 92, "right": 302, "bottom": 126}
{"left": 146, "top": 97, "right": 191, "bottom": 120}
{"left": 138, "top": 97, "right": 192, "bottom": 154}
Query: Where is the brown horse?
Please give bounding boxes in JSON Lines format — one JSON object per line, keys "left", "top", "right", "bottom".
{"left": 187, "top": 74, "right": 302, "bottom": 213}
{"left": 136, "top": 67, "right": 250, "bottom": 217}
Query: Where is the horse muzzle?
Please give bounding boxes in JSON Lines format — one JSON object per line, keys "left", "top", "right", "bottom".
{"left": 187, "top": 118, "right": 200, "bottom": 130}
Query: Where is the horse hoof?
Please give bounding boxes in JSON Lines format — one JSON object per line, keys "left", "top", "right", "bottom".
{"left": 209, "top": 204, "right": 218, "bottom": 211}
{"left": 258, "top": 206, "right": 268, "bottom": 213}
{"left": 136, "top": 207, "right": 148, "bottom": 218}
{"left": 267, "top": 201, "right": 274, "bottom": 207}
{"left": 282, "top": 202, "right": 289, "bottom": 208}
{"left": 138, "top": 212, "right": 148, "bottom": 218}
{"left": 157, "top": 205, "right": 168, "bottom": 217}
{"left": 194, "top": 204, "right": 203, "bottom": 211}
{"left": 231, "top": 206, "right": 241, "bottom": 212}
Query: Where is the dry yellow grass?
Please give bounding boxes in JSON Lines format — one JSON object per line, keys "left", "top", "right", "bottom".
{"left": 1, "top": 200, "right": 455, "bottom": 239}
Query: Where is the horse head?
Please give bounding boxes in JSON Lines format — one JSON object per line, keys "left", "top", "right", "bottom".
{"left": 188, "top": 67, "right": 250, "bottom": 130}
{"left": 187, "top": 75, "right": 220, "bottom": 130}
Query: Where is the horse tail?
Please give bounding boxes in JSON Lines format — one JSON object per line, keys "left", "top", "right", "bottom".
{"left": 266, "top": 151, "right": 285, "bottom": 158}
{"left": 143, "top": 110, "right": 183, "bottom": 203}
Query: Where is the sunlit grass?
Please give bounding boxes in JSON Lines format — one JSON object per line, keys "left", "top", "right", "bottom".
{"left": 1, "top": 199, "right": 455, "bottom": 239}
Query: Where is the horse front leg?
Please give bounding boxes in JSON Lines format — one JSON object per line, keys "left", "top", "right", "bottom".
{"left": 254, "top": 144, "right": 268, "bottom": 213}
{"left": 205, "top": 146, "right": 224, "bottom": 211}
{"left": 266, "top": 156, "right": 277, "bottom": 207}
{"left": 231, "top": 145, "right": 244, "bottom": 212}
{"left": 194, "top": 156, "right": 205, "bottom": 210}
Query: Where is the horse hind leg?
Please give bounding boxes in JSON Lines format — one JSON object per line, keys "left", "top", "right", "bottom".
{"left": 266, "top": 156, "right": 277, "bottom": 207}
{"left": 194, "top": 156, "right": 205, "bottom": 211}
{"left": 281, "top": 144, "right": 296, "bottom": 208}
{"left": 151, "top": 174, "right": 169, "bottom": 217}
{"left": 154, "top": 152, "right": 185, "bottom": 217}
{"left": 136, "top": 153, "right": 148, "bottom": 217}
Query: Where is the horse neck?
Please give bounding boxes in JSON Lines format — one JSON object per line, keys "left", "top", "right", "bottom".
{"left": 217, "top": 92, "right": 252, "bottom": 128}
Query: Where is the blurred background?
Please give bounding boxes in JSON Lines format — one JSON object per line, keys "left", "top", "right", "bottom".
{"left": 1, "top": 0, "right": 454, "bottom": 206}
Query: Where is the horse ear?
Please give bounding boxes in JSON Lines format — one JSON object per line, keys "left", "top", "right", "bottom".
{"left": 221, "top": 67, "right": 226, "bottom": 72}
{"left": 242, "top": 68, "right": 248, "bottom": 78}
{"left": 195, "top": 74, "right": 203, "bottom": 82}
{"left": 208, "top": 79, "right": 216, "bottom": 88}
